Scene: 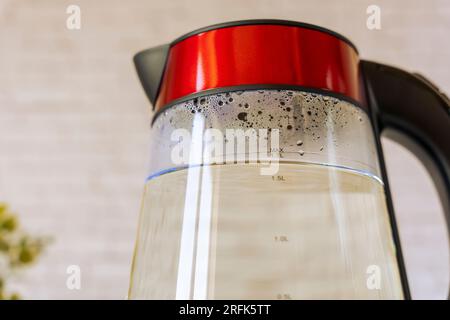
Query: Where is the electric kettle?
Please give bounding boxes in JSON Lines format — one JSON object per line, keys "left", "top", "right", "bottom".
{"left": 128, "top": 20, "right": 450, "bottom": 299}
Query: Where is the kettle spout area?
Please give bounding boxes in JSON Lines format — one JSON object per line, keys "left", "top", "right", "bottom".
{"left": 134, "top": 44, "right": 169, "bottom": 107}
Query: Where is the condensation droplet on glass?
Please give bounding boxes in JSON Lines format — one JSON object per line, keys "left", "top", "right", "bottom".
{"left": 296, "top": 140, "right": 303, "bottom": 146}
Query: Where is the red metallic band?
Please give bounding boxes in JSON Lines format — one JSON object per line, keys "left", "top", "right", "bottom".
{"left": 155, "top": 24, "right": 362, "bottom": 111}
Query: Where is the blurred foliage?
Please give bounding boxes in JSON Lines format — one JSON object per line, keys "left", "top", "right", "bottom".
{"left": 0, "top": 202, "right": 49, "bottom": 300}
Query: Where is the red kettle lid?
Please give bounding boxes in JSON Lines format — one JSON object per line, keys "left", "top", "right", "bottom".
{"left": 134, "top": 20, "right": 364, "bottom": 113}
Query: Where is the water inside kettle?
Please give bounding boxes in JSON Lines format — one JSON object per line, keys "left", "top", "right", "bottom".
{"left": 129, "top": 162, "right": 404, "bottom": 299}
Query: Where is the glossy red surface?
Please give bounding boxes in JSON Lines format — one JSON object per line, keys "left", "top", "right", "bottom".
{"left": 155, "top": 24, "right": 362, "bottom": 110}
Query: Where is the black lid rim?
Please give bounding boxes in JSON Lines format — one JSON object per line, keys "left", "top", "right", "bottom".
{"left": 170, "top": 19, "right": 359, "bottom": 54}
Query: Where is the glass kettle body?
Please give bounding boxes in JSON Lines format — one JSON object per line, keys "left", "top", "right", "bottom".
{"left": 129, "top": 20, "right": 450, "bottom": 300}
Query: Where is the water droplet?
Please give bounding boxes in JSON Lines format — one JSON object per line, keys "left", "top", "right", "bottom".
{"left": 296, "top": 140, "right": 303, "bottom": 146}
{"left": 237, "top": 112, "right": 248, "bottom": 122}
{"left": 298, "top": 150, "right": 305, "bottom": 156}
{"left": 320, "top": 146, "right": 324, "bottom": 151}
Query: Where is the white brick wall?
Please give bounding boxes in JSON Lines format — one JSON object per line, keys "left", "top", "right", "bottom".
{"left": 0, "top": 0, "right": 448, "bottom": 299}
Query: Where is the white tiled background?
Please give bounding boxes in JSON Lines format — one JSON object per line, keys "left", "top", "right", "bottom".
{"left": 0, "top": 0, "right": 448, "bottom": 299}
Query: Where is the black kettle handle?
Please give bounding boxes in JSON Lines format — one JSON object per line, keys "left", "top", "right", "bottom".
{"left": 362, "top": 60, "right": 450, "bottom": 299}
